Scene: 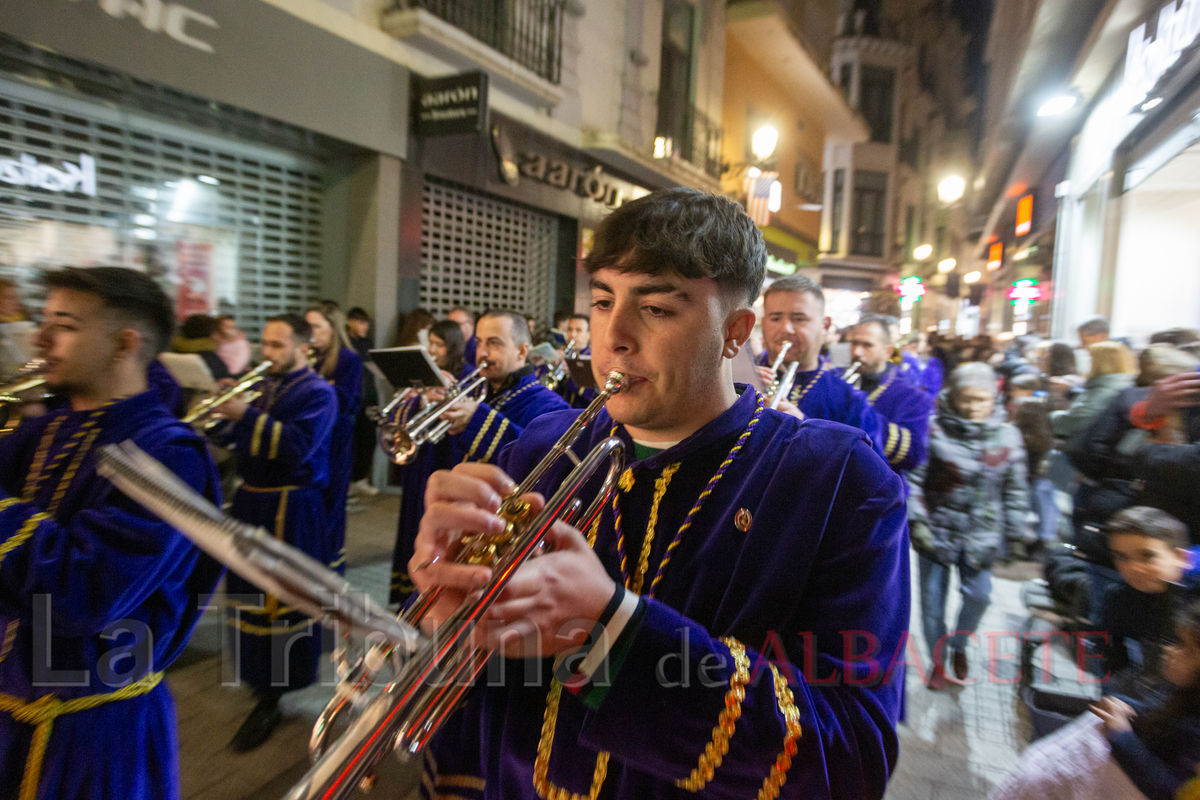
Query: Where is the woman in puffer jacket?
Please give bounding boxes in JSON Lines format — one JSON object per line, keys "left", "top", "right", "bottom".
{"left": 909, "top": 362, "right": 1033, "bottom": 689}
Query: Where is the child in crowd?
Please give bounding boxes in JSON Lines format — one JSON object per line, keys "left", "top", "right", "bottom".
{"left": 1098, "top": 507, "right": 1200, "bottom": 697}
{"left": 989, "top": 598, "right": 1200, "bottom": 800}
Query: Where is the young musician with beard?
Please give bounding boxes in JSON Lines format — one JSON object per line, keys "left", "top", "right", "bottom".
{"left": 410, "top": 190, "right": 910, "bottom": 800}
{"left": 0, "top": 267, "right": 222, "bottom": 800}
{"left": 209, "top": 312, "right": 337, "bottom": 752}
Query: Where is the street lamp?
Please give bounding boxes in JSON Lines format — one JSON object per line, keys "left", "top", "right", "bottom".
{"left": 938, "top": 258, "right": 957, "bottom": 274}
{"left": 937, "top": 175, "right": 966, "bottom": 204}
{"left": 963, "top": 271, "right": 982, "bottom": 284}
{"left": 751, "top": 125, "right": 779, "bottom": 162}
{"left": 913, "top": 244, "right": 933, "bottom": 261}
{"left": 1037, "top": 95, "right": 1078, "bottom": 117}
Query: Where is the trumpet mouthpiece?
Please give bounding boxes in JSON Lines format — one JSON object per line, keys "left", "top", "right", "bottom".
{"left": 603, "top": 372, "right": 627, "bottom": 394}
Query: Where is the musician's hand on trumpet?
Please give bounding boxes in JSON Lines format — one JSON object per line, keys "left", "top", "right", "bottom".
{"left": 756, "top": 365, "right": 777, "bottom": 387}
{"left": 438, "top": 395, "right": 480, "bottom": 435}
{"left": 209, "top": 394, "right": 249, "bottom": 422}
{"left": 412, "top": 462, "right": 616, "bottom": 658}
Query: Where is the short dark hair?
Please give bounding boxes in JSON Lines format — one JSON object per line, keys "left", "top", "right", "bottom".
{"left": 1077, "top": 316, "right": 1110, "bottom": 338}
{"left": 568, "top": 314, "right": 590, "bottom": 326}
{"left": 1046, "top": 341, "right": 1077, "bottom": 377}
{"left": 1149, "top": 327, "right": 1200, "bottom": 348}
{"left": 762, "top": 274, "right": 824, "bottom": 308}
{"left": 854, "top": 313, "right": 893, "bottom": 344}
{"left": 583, "top": 188, "right": 766, "bottom": 304}
{"left": 180, "top": 313, "right": 219, "bottom": 340}
{"left": 41, "top": 266, "right": 174, "bottom": 362}
{"left": 346, "top": 307, "right": 370, "bottom": 322}
{"left": 1108, "top": 506, "right": 1189, "bottom": 550}
{"left": 265, "top": 312, "right": 312, "bottom": 344}
{"left": 479, "top": 308, "right": 532, "bottom": 347}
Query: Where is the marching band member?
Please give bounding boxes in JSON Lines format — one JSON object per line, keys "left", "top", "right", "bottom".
{"left": 847, "top": 314, "right": 933, "bottom": 476}
{"left": 389, "top": 320, "right": 474, "bottom": 604}
{"left": 756, "top": 276, "right": 885, "bottom": 459}
{"left": 448, "top": 307, "right": 477, "bottom": 367}
{"left": 305, "top": 306, "right": 363, "bottom": 574}
{"left": 411, "top": 190, "right": 909, "bottom": 800}
{"left": 210, "top": 313, "right": 337, "bottom": 752}
{"left": 0, "top": 267, "right": 222, "bottom": 800}
{"left": 556, "top": 313, "right": 595, "bottom": 408}
{"left": 438, "top": 308, "right": 569, "bottom": 464}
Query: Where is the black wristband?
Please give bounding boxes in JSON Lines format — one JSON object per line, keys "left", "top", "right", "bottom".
{"left": 597, "top": 582, "right": 626, "bottom": 628}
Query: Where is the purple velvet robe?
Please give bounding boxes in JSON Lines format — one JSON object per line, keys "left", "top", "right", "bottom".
{"left": 213, "top": 366, "right": 337, "bottom": 691}
{"left": 0, "top": 390, "right": 222, "bottom": 800}
{"left": 422, "top": 386, "right": 910, "bottom": 800}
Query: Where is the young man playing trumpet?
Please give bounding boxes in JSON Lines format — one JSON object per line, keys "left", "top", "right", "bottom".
{"left": 411, "top": 189, "right": 909, "bottom": 799}
{"left": 0, "top": 267, "right": 222, "bottom": 800}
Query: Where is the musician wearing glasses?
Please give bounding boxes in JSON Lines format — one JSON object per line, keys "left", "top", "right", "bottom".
{"left": 0, "top": 267, "right": 222, "bottom": 800}
{"left": 389, "top": 319, "right": 475, "bottom": 605}
{"left": 305, "top": 305, "right": 363, "bottom": 575}
{"left": 438, "top": 308, "right": 569, "bottom": 464}
{"left": 411, "top": 190, "right": 909, "bottom": 799}
{"left": 845, "top": 314, "right": 932, "bottom": 476}
{"left": 208, "top": 312, "right": 337, "bottom": 752}
{"left": 756, "top": 276, "right": 886, "bottom": 456}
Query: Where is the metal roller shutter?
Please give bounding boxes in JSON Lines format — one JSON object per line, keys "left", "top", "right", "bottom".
{"left": 419, "top": 179, "right": 556, "bottom": 321}
{"left": 0, "top": 78, "right": 323, "bottom": 335}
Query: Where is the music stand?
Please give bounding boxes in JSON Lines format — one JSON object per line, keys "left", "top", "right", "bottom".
{"left": 565, "top": 356, "right": 597, "bottom": 389}
{"left": 368, "top": 347, "right": 450, "bottom": 392}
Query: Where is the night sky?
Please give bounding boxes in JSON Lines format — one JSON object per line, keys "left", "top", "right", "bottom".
{"left": 951, "top": 0, "right": 994, "bottom": 94}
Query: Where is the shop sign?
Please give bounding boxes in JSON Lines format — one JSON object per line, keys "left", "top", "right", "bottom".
{"left": 518, "top": 152, "right": 626, "bottom": 208}
{"left": 0, "top": 153, "right": 97, "bottom": 197}
{"left": 1015, "top": 194, "right": 1033, "bottom": 236}
{"left": 412, "top": 72, "right": 489, "bottom": 138}
{"left": 987, "top": 242, "right": 1004, "bottom": 271}
{"left": 96, "top": 0, "right": 219, "bottom": 54}
{"left": 1125, "top": 0, "right": 1200, "bottom": 105}
{"left": 1008, "top": 279, "right": 1041, "bottom": 303}
{"left": 898, "top": 276, "right": 926, "bottom": 299}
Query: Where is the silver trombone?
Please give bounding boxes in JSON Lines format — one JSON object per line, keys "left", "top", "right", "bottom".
{"left": 96, "top": 441, "right": 422, "bottom": 651}
{"left": 764, "top": 342, "right": 795, "bottom": 409}
{"left": 375, "top": 360, "right": 490, "bottom": 465}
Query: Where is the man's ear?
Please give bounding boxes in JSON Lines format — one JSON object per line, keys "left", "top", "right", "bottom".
{"left": 721, "top": 306, "right": 757, "bottom": 358}
{"left": 517, "top": 341, "right": 531, "bottom": 360}
{"left": 114, "top": 327, "right": 144, "bottom": 363}
{"left": 823, "top": 315, "right": 833, "bottom": 333}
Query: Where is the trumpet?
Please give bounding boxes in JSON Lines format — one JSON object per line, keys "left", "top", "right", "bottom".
{"left": 841, "top": 361, "right": 863, "bottom": 389}
{"left": 539, "top": 340, "right": 579, "bottom": 391}
{"left": 291, "top": 371, "right": 629, "bottom": 800}
{"left": 376, "top": 359, "right": 490, "bottom": 465}
{"left": 763, "top": 342, "right": 794, "bottom": 408}
{"left": 182, "top": 361, "right": 273, "bottom": 428}
{"left": 0, "top": 359, "right": 47, "bottom": 436}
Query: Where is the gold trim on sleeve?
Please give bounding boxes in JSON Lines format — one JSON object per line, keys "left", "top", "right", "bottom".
{"left": 269, "top": 421, "right": 283, "bottom": 459}
{"left": 756, "top": 664, "right": 803, "bottom": 800}
{"left": 465, "top": 410, "right": 497, "bottom": 461}
{"left": 675, "top": 637, "right": 751, "bottom": 791}
{"left": 250, "top": 413, "right": 268, "bottom": 457}
{"left": 0, "top": 512, "right": 48, "bottom": 565}
{"left": 892, "top": 426, "right": 912, "bottom": 465}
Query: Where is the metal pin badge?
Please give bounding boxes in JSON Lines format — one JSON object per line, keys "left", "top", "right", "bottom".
{"left": 734, "top": 508, "right": 753, "bottom": 532}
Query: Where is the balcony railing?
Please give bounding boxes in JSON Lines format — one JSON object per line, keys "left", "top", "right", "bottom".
{"left": 652, "top": 106, "right": 723, "bottom": 181}
{"left": 393, "top": 0, "right": 566, "bottom": 85}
